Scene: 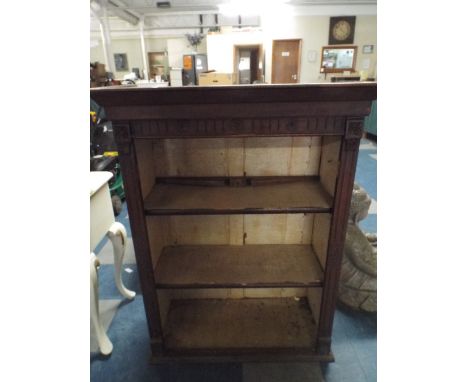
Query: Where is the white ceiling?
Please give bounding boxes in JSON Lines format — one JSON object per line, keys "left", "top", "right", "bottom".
{"left": 117, "top": 0, "right": 375, "bottom": 13}
{"left": 90, "top": 0, "right": 376, "bottom": 36}
{"left": 96, "top": 0, "right": 377, "bottom": 18}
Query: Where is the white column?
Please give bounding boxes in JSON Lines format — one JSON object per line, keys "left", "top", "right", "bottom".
{"left": 139, "top": 17, "right": 149, "bottom": 80}
{"left": 91, "top": 3, "right": 115, "bottom": 74}
{"left": 100, "top": 3, "right": 116, "bottom": 74}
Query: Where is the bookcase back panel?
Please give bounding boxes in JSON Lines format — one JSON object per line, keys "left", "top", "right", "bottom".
{"left": 244, "top": 214, "right": 314, "bottom": 245}
{"left": 312, "top": 214, "right": 332, "bottom": 269}
{"left": 244, "top": 137, "right": 322, "bottom": 176}
{"left": 319, "top": 136, "right": 342, "bottom": 197}
{"left": 149, "top": 137, "right": 322, "bottom": 177}
{"left": 147, "top": 214, "right": 315, "bottom": 249}
{"left": 307, "top": 288, "right": 322, "bottom": 324}
{"left": 135, "top": 139, "right": 156, "bottom": 199}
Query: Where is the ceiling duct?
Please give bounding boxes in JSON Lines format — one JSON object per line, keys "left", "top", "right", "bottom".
{"left": 156, "top": 1, "right": 171, "bottom": 8}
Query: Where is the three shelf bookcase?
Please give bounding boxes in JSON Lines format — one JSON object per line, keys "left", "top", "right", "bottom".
{"left": 91, "top": 82, "right": 377, "bottom": 363}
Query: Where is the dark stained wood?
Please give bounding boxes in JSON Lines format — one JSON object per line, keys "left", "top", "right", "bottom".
{"left": 163, "top": 298, "right": 317, "bottom": 351}
{"left": 111, "top": 123, "right": 164, "bottom": 354}
{"left": 154, "top": 245, "right": 324, "bottom": 288}
{"left": 144, "top": 177, "right": 332, "bottom": 215}
{"left": 94, "top": 83, "right": 377, "bottom": 363}
{"left": 316, "top": 118, "right": 364, "bottom": 356}
{"left": 151, "top": 351, "right": 335, "bottom": 364}
{"left": 156, "top": 175, "right": 316, "bottom": 186}
{"left": 132, "top": 116, "right": 348, "bottom": 138}
{"left": 107, "top": 102, "right": 372, "bottom": 122}
{"left": 90, "top": 82, "right": 377, "bottom": 107}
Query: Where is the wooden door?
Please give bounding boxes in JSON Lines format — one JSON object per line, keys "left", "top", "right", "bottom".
{"left": 272, "top": 39, "right": 301, "bottom": 84}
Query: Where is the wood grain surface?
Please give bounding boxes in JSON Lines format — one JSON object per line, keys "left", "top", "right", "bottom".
{"left": 95, "top": 83, "right": 377, "bottom": 361}
{"left": 144, "top": 178, "right": 332, "bottom": 215}
{"left": 163, "top": 298, "right": 317, "bottom": 351}
{"left": 154, "top": 244, "right": 324, "bottom": 288}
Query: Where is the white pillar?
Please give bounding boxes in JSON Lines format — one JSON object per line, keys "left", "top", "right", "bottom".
{"left": 139, "top": 18, "right": 148, "bottom": 80}
{"left": 100, "top": 4, "right": 116, "bottom": 74}
{"left": 90, "top": 4, "right": 115, "bottom": 74}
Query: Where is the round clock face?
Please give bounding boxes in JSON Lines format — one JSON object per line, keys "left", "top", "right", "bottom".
{"left": 333, "top": 20, "right": 351, "bottom": 41}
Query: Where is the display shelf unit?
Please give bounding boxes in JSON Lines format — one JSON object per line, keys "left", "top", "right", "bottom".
{"left": 91, "top": 82, "right": 377, "bottom": 363}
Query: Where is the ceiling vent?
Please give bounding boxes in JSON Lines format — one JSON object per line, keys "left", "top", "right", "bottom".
{"left": 156, "top": 1, "right": 171, "bottom": 8}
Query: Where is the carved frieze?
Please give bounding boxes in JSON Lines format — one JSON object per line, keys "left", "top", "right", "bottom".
{"left": 131, "top": 117, "right": 346, "bottom": 138}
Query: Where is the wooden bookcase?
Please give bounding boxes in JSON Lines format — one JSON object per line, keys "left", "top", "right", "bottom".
{"left": 91, "top": 83, "right": 377, "bottom": 363}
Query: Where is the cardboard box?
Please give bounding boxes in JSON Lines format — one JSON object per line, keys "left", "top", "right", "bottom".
{"left": 199, "top": 72, "right": 234, "bottom": 86}
{"left": 96, "top": 63, "right": 107, "bottom": 76}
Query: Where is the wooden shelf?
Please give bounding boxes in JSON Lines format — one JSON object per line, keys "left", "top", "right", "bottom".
{"left": 144, "top": 177, "right": 332, "bottom": 215}
{"left": 154, "top": 244, "right": 323, "bottom": 288}
{"left": 163, "top": 298, "right": 317, "bottom": 353}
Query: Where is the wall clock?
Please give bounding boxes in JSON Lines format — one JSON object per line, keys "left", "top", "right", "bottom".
{"left": 329, "top": 16, "right": 356, "bottom": 45}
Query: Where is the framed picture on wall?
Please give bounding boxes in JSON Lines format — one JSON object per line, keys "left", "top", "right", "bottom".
{"left": 114, "top": 53, "right": 128, "bottom": 71}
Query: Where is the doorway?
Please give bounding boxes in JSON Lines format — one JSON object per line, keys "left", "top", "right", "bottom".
{"left": 233, "top": 45, "right": 263, "bottom": 84}
{"left": 272, "top": 39, "right": 302, "bottom": 84}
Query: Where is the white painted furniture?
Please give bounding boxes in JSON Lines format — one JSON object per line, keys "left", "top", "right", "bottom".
{"left": 90, "top": 171, "right": 135, "bottom": 355}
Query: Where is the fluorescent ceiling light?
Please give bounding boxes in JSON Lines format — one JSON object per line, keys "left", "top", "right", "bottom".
{"left": 218, "top": 0, "right": 291, "bottom": 16}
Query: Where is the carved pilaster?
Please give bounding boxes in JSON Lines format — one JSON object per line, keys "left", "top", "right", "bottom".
{"left": 345, "top": 118, "right": 364, "bottom": 139}
{"left": 344, "top": 118, "right": 364, "bottom": 151}
{"left": 113, "top": 122, "right": 132, "bottom": 155}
